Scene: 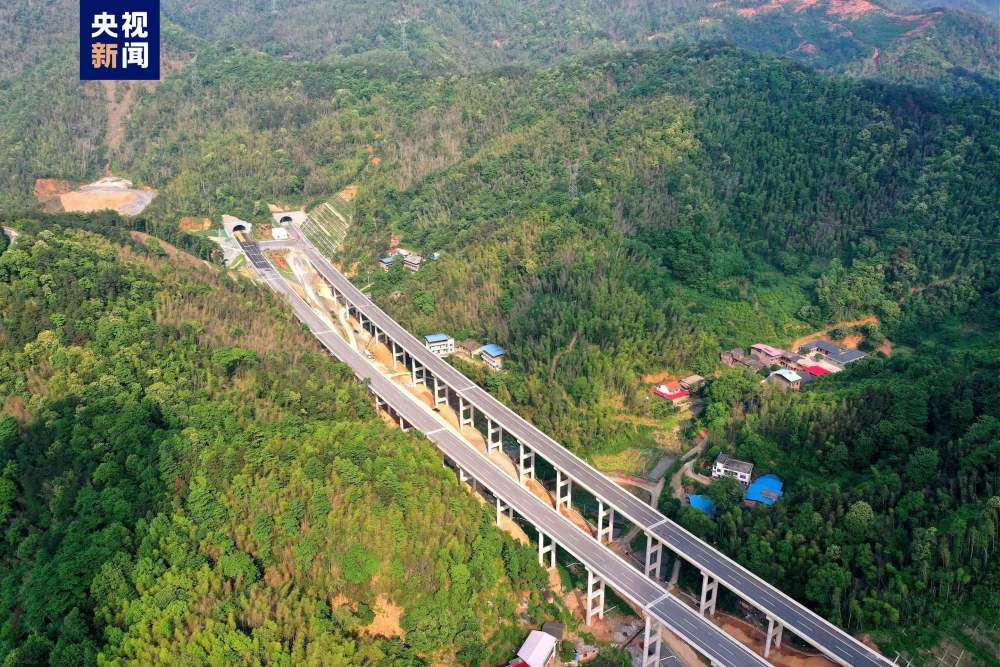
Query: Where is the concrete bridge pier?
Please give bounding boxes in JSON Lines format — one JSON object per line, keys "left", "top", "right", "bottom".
{"left": 555, "top": 469, "right": 572, "bottom": 509}
{"left": 765, "top": 616, "right": 784, "bottom": 658}
{"left": 432, "top": 375, "right": 447, "bottom": 406}
{"left": 537, "top": 531, "right": 556, "bottom": 569}
{"left": 391, "top": 340, "right": 404, "bottom": 369}
{"left": 457, "top": 466, "right": 477, "bottom": 492}
{"left": 642, "top": 614, "right": 663, "bottom": 667}
{"left": 518, "top": 442, "right": 535, "bottom": 483}
{"left": 457, "top": 396, "right": 474, "bottom": 427}
{"left": 699, "top": 571, "right": 719, "bottom": 616}
{"left": 596, "top": 500, "right": 615, "bottom": 544}
{"left": 495, "top": 497, "right": 513, "bottom": 526}
{"left": 585, "top": 569, "right": 605, "bottom": 626}
{"left": 411, "top": 358, "right": 426, "bottom": 386}
{"left": 644, "top": 534, "right": 663, "bottom": 580}
{"left": 486, "top": 418, "right": 503, "bottom": 454}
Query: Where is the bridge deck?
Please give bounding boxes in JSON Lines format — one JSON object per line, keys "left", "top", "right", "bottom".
{"left": 260, "top": 241, "right": 888, "bottom": 667}
{"left": 241, "top": 239, "right": 771, "bottom": 666}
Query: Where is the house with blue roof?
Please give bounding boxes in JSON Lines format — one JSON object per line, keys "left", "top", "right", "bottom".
{"left": 423, "top": 333, "right": 455, "bottom": 357}
{"left": 744, "top": 474, "right": 784, "bottom": 506}
{"left": 688, "top": 494, "right": 716, "bottom": 518}
{"left": 481, "top": 343, "right": 506, "bottom": 371}
{"left": 379, "top": 255, "right": 397, "bottom": 271}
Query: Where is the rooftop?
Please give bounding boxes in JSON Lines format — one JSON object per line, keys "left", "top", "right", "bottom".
{"left": 655, "top": 384, "right": 689, "bottom": 400}
{"left": 804, "top": 365, "right": 830, "bottom": 376}
{"left": 481, "top": 343, "right": 506, "bottom": 358}
{"left": 517, "top": 630, "right": 557, "bottom": 667}
{"left": 379, "top": 256, "right": 396, "bottom": 265}
{"left": 424, "top": 333, "right": 451, "bottom": 343}
{"left": 770, "top": 369, "right": 802, "bottom": 383}
{"left": 751, "top": 343, "right": 785, "bottom": 357}
{"left": 745, "top": 474, "right": 784, "bottom": 506}
{"left": 688, "top": 494, "right": 717, "bottom": 518}
{"left": 716, "top": 453, "right": 754, "bottom": 474}
{"left": 800, "top": 340, "right": 867, "bottom": 364}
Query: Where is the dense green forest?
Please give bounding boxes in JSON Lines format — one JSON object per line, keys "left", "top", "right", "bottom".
{"left": 0, "top": 0, "right": 996, "bottom": 661}
{"left": 28, "top": 40, "right": 990, "bottom": 463}
{"left": 669, "top": 286, "right": 1000, "bottom": 660}
{"left": 0, "top": 0, "right": 994, "bottom": 213}
{"left": 0, "top": 215, "right": 552, "bottom": 666}
{"left": 157, "top": 0, "right": 998, "bottom": 94}
{"left": 334, "top": 45, "right": 998, "bottom": 459}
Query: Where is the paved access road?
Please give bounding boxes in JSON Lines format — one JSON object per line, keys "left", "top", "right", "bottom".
{"left": 298, "top": 246, "right": 891, "bottom": 667}
{"left": 241, "top": 239, "right": 770, "bottom": 667}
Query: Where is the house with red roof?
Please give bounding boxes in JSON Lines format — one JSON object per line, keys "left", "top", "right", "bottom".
{"left": 654, "top": 381, "right": 690, "bottom": 405}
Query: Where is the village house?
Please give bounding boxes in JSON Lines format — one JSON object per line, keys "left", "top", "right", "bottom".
{"left": 780, "top": 351, "right": 808, "bottom": 371}
{"left": 750, "top": 343, "right": 785, "bottom": 367}
{"left": 680, "top": 374, "right": 705, "bottom": 391}
{"left": 458, "top": 339, "right": 481, "bottom": 356}
{"left": 423, "top": 333, "right": 454, "bottom": 357}
{"left": 712, "top": 454, "right": 754, "bottom": 485}
{"left": 481, "top": 343, "right": 506, "bottom": 370}
{"left": 403, "top": 254, "right": 423, "bottom": 272}
{"left": 721, "top": 348, "right": 745, "bottom": 366}
{"left": 739, "top": 357, "right": 766, "bottom": 373}
{"left": 508, "top": 630, "right": 558, "bottom": 667}
{"left": 768, "top": 368, "right": 803, "bottom": 390}
{"left": 654, "top": 380, "right": 690, "bottom": 405}
{"left": 379, "top": 255, "right": 397, "bottom": 271}
{"left": 800, "top": 340, "right": 867, "bottom": 368}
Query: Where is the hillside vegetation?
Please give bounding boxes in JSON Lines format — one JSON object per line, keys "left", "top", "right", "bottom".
{"left": 0, "top": 214, "right": 549, "bottom": 666}
{"left": 158, "top": 0, "right": 998, "bottom": 94}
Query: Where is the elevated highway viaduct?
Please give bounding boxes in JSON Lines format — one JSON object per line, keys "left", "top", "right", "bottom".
{"left": 246, "top": 236, "right": 892, "bottom": 666}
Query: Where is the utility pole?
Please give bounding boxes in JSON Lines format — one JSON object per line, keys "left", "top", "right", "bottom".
{"left": 395, "top": 18, "right": 410, "bottom": 52}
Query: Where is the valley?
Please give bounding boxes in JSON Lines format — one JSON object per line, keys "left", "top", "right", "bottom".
{"left": 0, "top": 1, "right": 997, "bottom": 665}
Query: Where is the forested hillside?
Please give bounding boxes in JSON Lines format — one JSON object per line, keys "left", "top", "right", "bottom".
{"left": 671, "top": 285, "right": 1000, "bottom": 660}
{"left": 0, "top": 214, "right": 548, "bottom": 666}
{"left": 159, "top": 0, "right": 998, "bottom": 94}
{"left": 0, "top": 0, "right": 996, "bottom": 661}
{"left": 0, "top": 0, "right": 994, "bottom": 208}
{"left": 22, "top": 41, "right": 990, "bottom": 464}
{"left": 328, "top": 46, "right": 997, "bottom": 458}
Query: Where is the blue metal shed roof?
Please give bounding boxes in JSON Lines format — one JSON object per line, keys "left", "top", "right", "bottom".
{"left": 380, "top": 256, "right": 396, "bottom": 264}
{"left": 688, "top": 494, "right": 716, "bottom": 518}
{"left": 745, "top": 474, "right": 784, "bottom": 506}
{"left": 424, "top": 333, "right": 450, "bottom": 343}
{"left": 481, "top": 343, "right": 506, "bottom": 357}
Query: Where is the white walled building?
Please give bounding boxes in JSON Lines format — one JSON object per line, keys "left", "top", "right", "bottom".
{"left": 423, "top": 333, "right": 455, "bottom": 357}
{"left": 712, "top": 454, "right": 754, "bottom": 485}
